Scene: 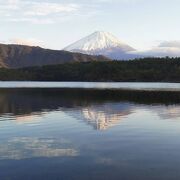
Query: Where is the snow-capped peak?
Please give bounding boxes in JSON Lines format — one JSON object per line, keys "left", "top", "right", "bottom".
{"left": 64, "top": 31, "right": 134, "bottom": 52}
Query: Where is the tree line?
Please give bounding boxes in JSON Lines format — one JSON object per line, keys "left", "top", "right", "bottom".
{"left": 1, "top": 57, "right": 180, "bottom": 82}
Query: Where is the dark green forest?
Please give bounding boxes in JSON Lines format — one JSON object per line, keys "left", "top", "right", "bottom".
{"left": 1, "top": 57, "right": 180, "bottom": 82}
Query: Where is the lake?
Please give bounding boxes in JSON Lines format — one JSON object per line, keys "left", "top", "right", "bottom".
{"left": 1, "top": 86, "right": 180, "bottom": 180}
{"left": 1, "top": 81, "right": 180, "bottom": 91}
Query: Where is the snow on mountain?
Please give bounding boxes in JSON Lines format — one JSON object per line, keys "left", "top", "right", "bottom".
{"left": 64, "top": 31, "right": 139, "bottom": 60}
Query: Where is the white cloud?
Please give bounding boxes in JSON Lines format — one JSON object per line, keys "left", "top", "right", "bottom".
{"left": 95, "top": 0, "right": 143, "bottom": 3}
{"left": 7, "top": 0, "right": 20, "bottom": 5}
{"left": 130, "top": 40, "right": 180, "bottom": 57}
{"left": 7, "top": 17, "right": 55, "bottom": 24}
{"left": 9, "top": 38, "right": 44, "bottom": 47}
{"left": 24, "top": 2, "right": 79, "bottom": 16}
{"left": 158, "top": 41, "right": 180, "bottom": 48}
{"left": 131, "top": 48, "right": 180, "bottom": 58}
{"left": 0, "top": 0, "right": 80, "bottom": 24}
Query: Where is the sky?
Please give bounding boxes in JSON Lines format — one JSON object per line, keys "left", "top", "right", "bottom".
{"left": 1, "top": 0, "right": 180, "bottom": 54}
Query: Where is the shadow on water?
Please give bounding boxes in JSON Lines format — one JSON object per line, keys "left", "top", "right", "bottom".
{"left": 0, "top": 88, "right": 180, "bottom": 116}
{"left": 0, "top": 88, "right": 180, "bottom": 130}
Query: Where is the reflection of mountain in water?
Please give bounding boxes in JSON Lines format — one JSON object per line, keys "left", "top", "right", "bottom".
{"left": 81, "top": 104, "right": 132, "bottom": 130}
{"left": 15, "top": 114, "right": 42, "bottom": 124}
{"left": 0, "top": 89, "right": 134, "bottom": 129}
{"left": 155, "top": 106, "right": 180, "bottom": 119}
{"left": 62, "top": 103, "right": 133, "bottom": 130}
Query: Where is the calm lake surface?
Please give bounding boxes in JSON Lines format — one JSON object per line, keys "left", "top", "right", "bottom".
{"left": 1, "top": 86, "right": 180, "bottom": 180}
{"left": 1, "top": 81, "right": 180, "bottom": 91}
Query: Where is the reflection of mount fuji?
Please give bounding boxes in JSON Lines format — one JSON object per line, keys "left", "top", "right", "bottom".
{"left": 64, "top": 103, "right": 132, "bottom": 130}
{"left": 82, "top": 107, "right": 129, "bottom": 130}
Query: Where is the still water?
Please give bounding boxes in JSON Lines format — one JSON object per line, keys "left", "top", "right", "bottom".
{"left": 1, "top": 81, "right": 180, "bottom": 91}
{"left": 1, "top": 88, "right": 180, "bottom": 180}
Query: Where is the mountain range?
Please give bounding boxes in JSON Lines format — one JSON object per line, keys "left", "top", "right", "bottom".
{"left": 1, "top": 31, "right": 179, "bottom": 69}
{"left": 0, "top": 31, "right": 139, "bottom": 68}
{"left": 0, "top": 43, "right": 110, "bottom": 68}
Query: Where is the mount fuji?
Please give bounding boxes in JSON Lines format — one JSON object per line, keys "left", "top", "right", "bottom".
{"left": 64, "top": 31, "right": 139, "bottom": 60}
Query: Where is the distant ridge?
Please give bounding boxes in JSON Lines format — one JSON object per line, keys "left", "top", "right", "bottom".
{"left": 64, "top": 31, "right": 139, "bottom": 60}
{"left": 0, "top": 44, "right": 110, "bottom": 68}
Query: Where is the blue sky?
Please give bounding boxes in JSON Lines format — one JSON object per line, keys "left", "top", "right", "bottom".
{"left": 1, "top": 0, "right": 180, "bottom": 52}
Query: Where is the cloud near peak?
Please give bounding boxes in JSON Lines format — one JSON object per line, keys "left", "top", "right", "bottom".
{"left": 158, "top": 41, "right": 180, "bottom": 48}
{"left": 130, "top": 40, "right": 180, "bottom": 57}
{"left": 9, "top": 38, "right": 44, "bottom": 47}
